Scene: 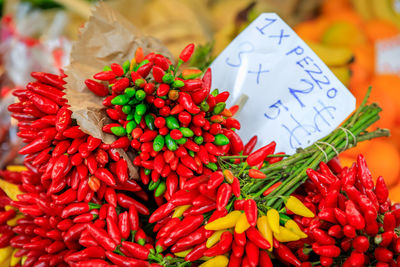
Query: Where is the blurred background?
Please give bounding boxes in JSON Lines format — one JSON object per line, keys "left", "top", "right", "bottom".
{"left": 0, "top": 0, "right": 400, "bottom": 200}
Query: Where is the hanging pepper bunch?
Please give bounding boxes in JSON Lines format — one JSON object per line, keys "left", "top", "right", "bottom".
{"left": 281, "top": 155, "right": 400, "bottom": 267}
{"left": 87, "top": 44, "right": 243, "bottom": 200}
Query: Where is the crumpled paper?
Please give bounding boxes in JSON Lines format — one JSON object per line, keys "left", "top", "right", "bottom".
{"left": 64, "top": 2, "right": 172, "bottom": 179}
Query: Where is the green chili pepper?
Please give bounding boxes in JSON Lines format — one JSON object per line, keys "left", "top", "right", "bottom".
{"left": 127, "top": 114, "right": 134, "bottom": 121}
{"left": 211, "top": 89, "right": 219, "bottom": 97}
{"left": 194, "top": 136, "right": 203, "bottom": 145}
{"left": 103, "top": 66, "right": 111, "bottom": 71}
{"left": 214, "top": 134, "right": 229, "bottom": 146}
{"left": 166, "top": 116, "right": 180, "bottom": 130}
{"left": 135, "top": 90, "right": 146, "bottom": 101}
{"left": 136, "top": 103, "right": 147, "bottom": 116}
{"left": 180, "top": 127, "right": 194, "bottom": 138}
{"left": 162, "top": 73, "right": 174, "bottom": 84}
{"left": 126, "top": 121, "right": 137, "bottom": 134}
{"left": 144, "top": 169, "right": 151, "bottom": 175}
{"left": 206, "top": 162, "right": 218, "bottom": 171}
{"left": 153, "top": 135, "right": 165, "bottom": 152}
{"left": 137, "top": 59, "right": 150, "bottom": 68}
{"left": 188, "top": 150, "right": 195, "bottom": 157}
{"left": 213, "top": 102, "right": 226, "bottom": 115}
{"left": 128, "top": 98, "right": 139, "bottom": 105}
{"left": 172, "top": 80, "right": 185, "bottom": 88}
{"left": 148, "top": 179, "right": 160, "bottom": 191}
{"left": 155, "top": 181, "right": 167, "bottom": 197}
{"left": 122, "top": 60, "right": 130, "bottom": 73}
{"left": 134, "top": 113, "right": 142, "bottom": 124}
{"left": 122, "top": 105, "right": 131, "bottom": 114}
{"left": 145, "top": 114, "right": 155, "bottom": 130}
{"left": 176, "top": 138, "right": 187, "bottom": 145}
{"left": 135, "top": 79, "right": 145, "bottom": 87}
{"left": 111, "top": 94, "right": 130, "bottom": 105}
{"left": 124, "top": 88, "right": 136, "bottom": 97}
{"left": 111, "top": 126, "right": 126, "bottom": 137}
{"left": 200, "top": 101, "right": 209, "bottom": 112}
{"left": 165, "top": 134, "right": 178, "bottom": 151}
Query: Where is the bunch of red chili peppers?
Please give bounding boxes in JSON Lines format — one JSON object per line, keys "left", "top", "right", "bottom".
{"left": 1, "top": 41, "right": 397, "bottom": 267}
{"left": 283, "top": 155, "right": 400, "bottom": 266}
{"left": 4, "top": 71, "right": 171, "bottom": 266}
{"left": 90, "top": 44, "right": 243, "bottom": 201}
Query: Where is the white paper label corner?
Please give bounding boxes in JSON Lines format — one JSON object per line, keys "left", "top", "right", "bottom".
{"left": 210, "top": 13, "right": 356, "bottom": 154}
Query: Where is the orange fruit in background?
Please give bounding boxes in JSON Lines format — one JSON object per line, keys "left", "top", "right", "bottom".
{"left": 371, "top": 75, "right": 400, "bottom": 123}
{"left": 321, "top": 0, "right": 352, "bottom": 15}
{"left": 362, "top": 139, "right": 400, "bottom": 187}
{"left": 352, "top": 82, "right": 396, "bottom": 130}
{"left": 325, "top": 10, "right": 364, "bottom": 28}
{"left": 339, "top": 154, "right": 356, "bottom": 168}
{"left": 364, "top": 19, "right": 399, "bottom": 42}
{"left": 294, "top": 19, "right": 330, "bottom": 42}
{"left": 341, "top": 139, "right": 371, "bottom": 158}
{"left": 389, "top": 184, "right": 400, "bottom": 203}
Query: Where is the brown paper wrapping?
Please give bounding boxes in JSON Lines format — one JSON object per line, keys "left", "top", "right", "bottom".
{"left": 64, "top": 2, "right": 172, "bottom": 179}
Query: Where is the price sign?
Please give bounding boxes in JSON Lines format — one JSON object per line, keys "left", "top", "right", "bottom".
{"left": 210, "top": 13, "right": 355, "bottom": 154}
{"left": 376, "top": 35, "right": 400, "bottom": 76}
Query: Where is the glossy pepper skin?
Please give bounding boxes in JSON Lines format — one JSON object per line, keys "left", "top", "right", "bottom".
{"left": 246, "top": 141, "right": 276, "bottom": 167}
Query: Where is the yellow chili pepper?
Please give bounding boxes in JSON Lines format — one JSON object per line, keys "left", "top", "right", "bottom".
{"left": 273, "top": 226, "right": 301, "bottom": 242}
{"left": 234, "top": 212, "right": 250, "bottom": 234}
{"left": 205, "top": 210, "right": 241, "bottom": 230}
{"left": 0, "top": 246, "right": 13, "bottom": 263}
{"left": 7, "top": 214, "right": 24, "bottom": 227}
{"left": 285, "top": 220, "right": 308, "bottom": 238}
{"left": 10, "top": 249, "right": 21, "bottom": 266}
{"left": 199, "top": 255, "right": 229, "bottom": 267}
{"left": 21, "top": 255, "right": 27, "bottom": 265}
{"left": 200, "top": 256, "right": 212, "bottom": 261}
{"left": 130, "top": 58, "right": 136, "bottom": 71}
{"left": 206, "top": 230, "right": 225, "bottom": 248}
{"left": 172, "top": 205, "right": 191, "bottom": 218}
{"left": 0, "top": 179, "right": 23, "bottom": 201}
{"left": 5, "top": 205, "right": 17, "bottom": 211}
{"left": 6, "top": 165, "right": 27, "bottom": 172}
{"left": 257, "top": 216, "right": 273, "bottom": 252}
{"left": 267, "top": 209, "right": 280, "bottom": 234}
{"left": 174, "top": 249, "right": 192, "bottom": 258}
{"left": 285, "top": 196, "right": 314, "bottom": 218}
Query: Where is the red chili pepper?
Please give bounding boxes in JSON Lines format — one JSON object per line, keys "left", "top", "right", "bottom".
{"left": 63, "top": 126, "right": 86, "bottom": 138}
{"left": 94, "top": 168, "right": 116, "bottom": 186}
{"left": 204, "top": 231, "right": 233, "bottom": 257}
{"left": 248, "top": 169, "right": 267, "bottom": 179}
{"left": 86, "top": 223, "right": 118, "bottom": 251}
{"left": 375, "top": 247, "right": 393, "bottom": 262}
{"left": 375, "top": 176, "right": 389, "bottom": 204}
{"left": 61, "top": 202, "right": 100, "bottom": 218}
{"left": 312, "top": 229, "right": 335, "bottom": 245}
{"left": 245, "top": 240, "right": 259, "bottom": 267}
{"left": 179, "top": 43, "right": 195, "bottom": 62}
{"left": 19, "top": 137, "right": 51, "bottom": 155}
{"left": 106, "top": 215, "right": 122, "bottom": 244}
{"left": 246, "top": 227, "right": 271, "bottom": 250}
{"left": 247, "top": 141, "right": 276, "bottom": 167}
{"left": 312, "top": 244, "right": 341, "bottom": 258}
{"left": 105, "top": 251, "right": 148, "bottom": 267}
{"left": 216, "top": 183, "right": 232, "bottom": 211}
{"left": 185, "top": 242, "right": 207, "bottom": 262}
{"left": 117, "top": 193, "right": 149, "bottom": 215}
{"left": 31, "top": 72, "right": 66, "bottom": 89}
{"left": 121, "top": 241, "right": 150, "bottom": 260}
{"left": 178, "top": 92, "right": 200, "bottom": 114}
{"left": 26, "top": 90, "right": 59, "bottom": 114}
{"left": 275, "top": 244, "right": 301, "bottom": 267}
{"left": 244, "top": 199, "right": 257, "bottom": 227}
{"left": 345, "top": 200, "right": 365, "bottom": 230}
{"left": 263, "top": 182, "right": 282, "bottom": 196}
{"left": 118, "top": 211, "right": 130, "bottom": 240}
{"left": 306, "top": 169, "right": 328, "bottom": 196}
{"left": 164, "top": 215, "right": 204, "bottom": 246}
{"left": 356, "top": 154, "right": 374, "bottom": 189}
{"left": 243, "top": 136, "right": 257, "bottom": 155}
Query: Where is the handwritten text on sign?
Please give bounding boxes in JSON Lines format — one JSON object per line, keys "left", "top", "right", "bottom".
{"left": 210, "top": 13, "right": 355, "bottom": 154}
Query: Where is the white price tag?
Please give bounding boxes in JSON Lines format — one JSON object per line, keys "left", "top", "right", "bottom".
{"left": 376, "top": 35, "right": 400, "bottom": 76}
{"left": 210, "top": 13, "right": 355, "bottom": 154}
